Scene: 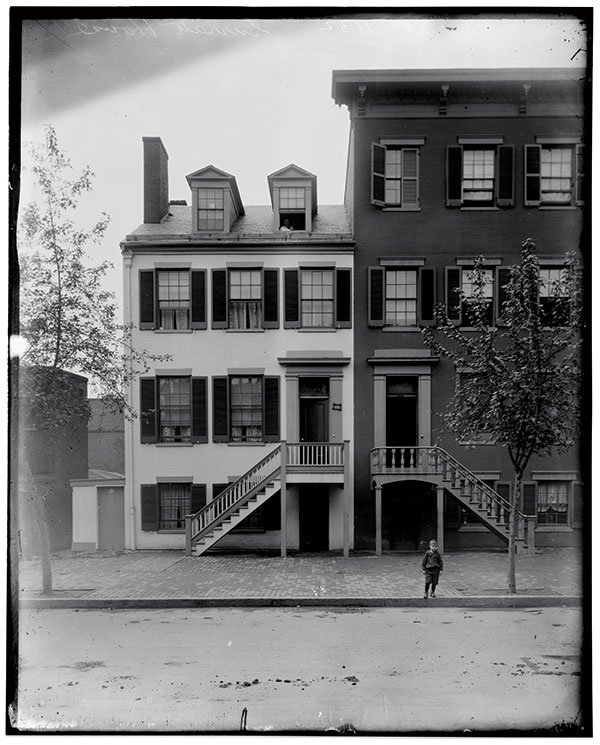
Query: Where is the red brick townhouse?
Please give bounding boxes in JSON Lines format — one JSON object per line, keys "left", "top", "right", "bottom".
{"left": 332, "top": 68, "right": 586, "bottom": 553}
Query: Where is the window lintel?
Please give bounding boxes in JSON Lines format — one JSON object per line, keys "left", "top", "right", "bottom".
{"left": 456, "top": 258, "right": 502, "bottom": 266}
{"left": 457, "top": 136, "right": 504, "bottom": 145}
{"left": 156, "top": 476, "right": 194, "bottom": 483}
{"left": 535, "top": 136, "right": 582, "bottom": 145}
{"left": 532, "top": 472, "right": 578, "bottom": 481}
{"left": 379, "top": 258, "right": 425, "bottom": 267}
{"left": 379, "top": 137, "right": 425, "bottom": 146}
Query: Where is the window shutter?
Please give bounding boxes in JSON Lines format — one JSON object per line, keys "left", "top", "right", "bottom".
{"left": 575, "top": 144, "right": 585, "bottom": 206}
{"left": 211, "top": 269, "right": 228, "bottom": 329}
{"left": 284, "top": 269, "right": 300, "bottom": 328}
{"left": 190, "top": 270, "right": 206, "bottom": 329}
{"left": 191, "top": 377, "right": 208, "bottom": 443}
{"left": 522, "top": 482, "right": 537, "bottom": 516}
{"left": 335, "top": 268, "right": 352, "bottom": 328}
{"left": 212, "top": 377, "right": 229, "bottom": 442}
{"left": 139, "top": 270, "right": 155, "bottom": 329}
{"left": 368, "top": 267, "right": 385, "bottom": 327}
{"left": 263, "top": 376, "right": 280, "bottom": 442}
{"left": 524, "top": 145, "right": 541, "bottom": 206}
{"left": 140, "top": 378, "right": 157, "bottom": 443}
{"left": 401, "top": 148, "right": 419, "bottom": 207}
{"left": 141, "top": 484, "right": 159, "bottom": 531}
{"left": 495, "top": 267, "right": 512, "bottom": 326}
{"left": 445, "top": 267, "right": 462, "bottom": 325}
{"left": 419, "top": 267, "right": 436, "bottom": 325}
{"left": 572, "top": 481, "right": 583, "bottom": 527}
{"left": 262, "top": 269, "right": 279, "bottom": 328}
{"left": 371, "top": 143, "right": 386, "bottom": 206}
{"left": 446, "top": 146, "right": 463, "bottom": 207}
{"left": 497, "top": 145, "right": 514, "bottom": 207}
{"left": 190, "top": 484, "right": 207, "bottom": 514}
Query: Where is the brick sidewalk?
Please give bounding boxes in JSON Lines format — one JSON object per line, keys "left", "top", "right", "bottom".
{"left": 16, "top": 548, "right": 583, "bottom": 603}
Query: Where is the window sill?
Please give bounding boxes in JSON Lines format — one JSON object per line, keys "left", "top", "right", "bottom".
{"left": 227, "top": 442, "right": 268, "bottom": 447}
{"left": 460, "top": 207, "right": 499, "bottom": 211}
{"left": 382, "top": 326, "right": 421, "bottom": 333}
{"left": 155, "top": 442, "right": 194, "bottom": 447}
{"left": 297, "top": 327, "right": 338, "bottom": 333}
{"left": 535, "top": 525, "right": 573, "bottom": 532}
{"left": 226, "top": 328, "right": 266, "bottom": 333}
{"left": 538, "top": 206, "right": 579, "bottom": 211}
{"left": 154, "top": 329, "right": 193, "bottom": 334}
{"left": 381, "top": 207, "right": 421, "bottom": 212}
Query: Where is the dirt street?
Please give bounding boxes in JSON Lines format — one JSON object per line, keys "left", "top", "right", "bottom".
{"left": 13, "top": 606, "right": 582, "bottom": 733}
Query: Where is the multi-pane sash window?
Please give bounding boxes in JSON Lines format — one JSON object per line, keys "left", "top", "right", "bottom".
{"left": 537, "top": 481, "right": 569, "bottom": 525}
{"left": 229, "top": 270, "right": 262, "bottom": 329}
{"left": 159, "top": 483, "right": 191, "bottom": 529}
{"left": 158, "top": 377, "right": 191, "bottom": 443}
{"left": 197, "top": 188, "right": 225, "bottom": 230}
{"left": 230, "top": 376, "right": 263, "bottom": 442}
{"left": 539, "top": 267, "right": 570, "bottom": 326}
{"left": 157, "top": 270, "right": 190, "bottom": 330}
{"left": 301, "top": 270, "right": 334, "bottom": 328}
{"left": 385, "top": 270, "right": 418, "bottom": 326}
{"left": 524, "top": 144, "right": 584, "bottom": 206}
{"left": 462, "top": 149, "right": 495, "bottom": 204}
{"left": 279, "top": 187, "right": 306, "bottom": 230}
{"left": 371, "top": 143, "right": 419, "bottom": 208}
{"left": 461, "top": 269, "right": 494, "bottom": 326}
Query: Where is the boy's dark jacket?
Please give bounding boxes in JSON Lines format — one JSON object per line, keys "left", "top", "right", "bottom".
{"left": 422, "top": 549, "right": 444, "bottom": 571}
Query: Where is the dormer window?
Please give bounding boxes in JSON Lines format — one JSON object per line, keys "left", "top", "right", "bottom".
{"left": 268, "top": 164, "right": 317, "bottom": 233}
{"left": 186, "top": 166, "right": 244, "bottom": 233}
{"left": 197, "top": 188, "right": 224, "bottom": 230}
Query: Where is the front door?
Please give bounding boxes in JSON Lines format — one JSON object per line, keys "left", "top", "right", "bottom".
{"left": 299, "top": 377, "right": 330, "bottom": 443}
{"left": 386, "top": 377, "right": 418, "bottom": 467}
{"left": 299, "top": 485, "right": 329, "bottom": 551}
{"left": 98, "top": 486, "right": 125, "bottom": 551}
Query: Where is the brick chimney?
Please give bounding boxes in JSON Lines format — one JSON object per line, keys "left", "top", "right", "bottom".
{"left": 143, "top": 137, "right": 169, "bottom": 224}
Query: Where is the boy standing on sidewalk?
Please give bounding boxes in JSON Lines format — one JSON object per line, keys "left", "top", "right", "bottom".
{"left": 422, "top": 539, "right": 443, "bottom": 598}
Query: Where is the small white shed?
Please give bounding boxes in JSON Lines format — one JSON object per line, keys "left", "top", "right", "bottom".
{"left": 70, "top": 470, "right": 125, "bottom": 551}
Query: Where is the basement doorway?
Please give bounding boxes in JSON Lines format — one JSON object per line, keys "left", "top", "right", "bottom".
{"left": 299, "top": 484, "right": 329, "bottom": 552}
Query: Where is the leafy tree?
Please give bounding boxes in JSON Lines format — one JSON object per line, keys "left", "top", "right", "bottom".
{"left": 18, "top": 126, "right": 168, "bottom": 593}
{"left": 422, "top": 240, "right": 582, "bottom": 593}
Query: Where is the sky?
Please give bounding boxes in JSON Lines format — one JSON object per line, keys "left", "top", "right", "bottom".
{"left": 17, "top": 9, "right": 589, "bottom": 313}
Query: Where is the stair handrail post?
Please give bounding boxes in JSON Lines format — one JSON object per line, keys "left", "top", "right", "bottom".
{"left": 280, "top": 440, "right": 287, "bottom": 558}
{"left": 343, "top": 440, "right": 350, "bottom": 558}
{"left": 185, "top": 513, "right": 193, "bottom": 555}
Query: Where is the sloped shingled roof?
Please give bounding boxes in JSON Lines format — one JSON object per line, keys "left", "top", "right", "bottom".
{"left": 126, "top": 204, "right": 351, "bottom": 239}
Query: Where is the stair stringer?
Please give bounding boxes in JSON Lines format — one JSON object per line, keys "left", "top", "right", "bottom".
{"left": 191, "top": 479, "right": 281, "bottom": 556}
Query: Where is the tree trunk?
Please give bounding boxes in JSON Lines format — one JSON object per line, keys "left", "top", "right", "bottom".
{"left": 507, "top": 472, "right": 523, "bottom": 594}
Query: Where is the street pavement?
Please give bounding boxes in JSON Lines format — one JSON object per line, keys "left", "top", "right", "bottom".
{"left": 14, "top": 606, "right": 584, "bottom": 733}
{"left": 15, "top": 547, "right": 583, "bottom": 608}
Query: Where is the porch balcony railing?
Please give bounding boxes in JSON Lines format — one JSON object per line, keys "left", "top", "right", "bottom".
{"left": 286, "top": 442, "right": 345, "bottom": 469}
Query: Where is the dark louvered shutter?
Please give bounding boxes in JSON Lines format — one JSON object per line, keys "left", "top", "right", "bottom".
{"left": 419, "top": 268, "right": 436, "bottom": 325}
{"left": 445, "top": 267, "right": 462, "bottom": 324}
{"left": 141, "top": 484, "right": 159, "bottom": 531}
{"left": 368, "top": 267, "right": 384, "bottom": 327}
{"left": 191, "top": 377, "right": 207, "bottom": 443}
{"left": 575, "top": 145, "right": 585, "bottom": 205}
{"left": 524, "top": 145, "right": 541, "bottom": 206}
{"left": 401, "top": 148, "right": 419, "bottom": 207}
{"left": 263, "top": 269, "right": 279, "bottom": 328}
{"left": 496, "top": 267, "right": 512, "bottom": 326}
{"left": 140, "top": 378, "right": 157, "bottom": 443}
{"left": 446, "top": 146, "right": 463, "bottom": 206}
{"left": 572, "top": 482, "right": 583, "bottom": 527}
{"left": 522, "top": 482, "right": 537, "bottom": 516}
{"left": 190, "top": 270, "right": 206, "bottom": 329}
{"left": 497, "top": 145, "right": 514, "bottom": 207}
{"left": 284, "top": 269, "right": 300, "bottom": 328}
{"left": 335, "top": 269, "right": 352, "bottom": 328}
{"left": 371, "top": 143, "right": 386, "bottom": 206}
{"left": 212, "top": 377, "right": 229, "bottom": 442}
{"left": 139, "top": 270, "right": 155, "bottom": 329}
{"left": 190, "top": 484, "right": 207, "bottom": 514}
{"left": 211, "top": 269, "right": 228, "bottom": 328}
{"left": 263, "top": 376, "right": 280, "bottom": 442}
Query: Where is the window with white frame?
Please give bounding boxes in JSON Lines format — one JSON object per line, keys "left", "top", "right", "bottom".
{"left": 158, "top": 377, "right": 191, "bottom": 443}
{"left": 158, "top": 483, "right": 191, "bottom": 530}
{"left": 525, "top": 143, "right": 584, "bottom": 207}
{"left": 157, "top": 270, "right": 190, "bottom": 330}
{"left": 462, "top": 148, "right": 495, "bottom": 204}
{"left": 537, "top": 481, "right": 569, "bottom": 525}
{"left": 461, "top": 268, "right": 494, "bottom": 326}
{"left": 230, "top": 376, "right": 263, "bottom": 442}
{"left": 228, "top": 269, "right": 262, "bottom": 329}
{"left": 301, "top": 270, "right": 334, "bottom": 328}
{"left": 279, "top": 187, "right": 306, "bottom": 230}
{"left": 446, "top": 142, "right": 514, "bottom": 208}
{"left": 385, "top": 269, "right": 418, "bottom": 326}
{"left": 539, "top": 267, "right": 570, "bottom": 326}
{"left": 371, "top": 143, "right": 420, "bottom": 208}
{"left": 197, "top": 188, "right": 225, "bottom": 230}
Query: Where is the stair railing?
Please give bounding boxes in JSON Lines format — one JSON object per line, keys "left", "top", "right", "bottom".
{"left": 186, "top": 444, "right": 282, "bottom": 553}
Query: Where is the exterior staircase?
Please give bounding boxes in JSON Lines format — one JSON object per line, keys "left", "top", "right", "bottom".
{"left": 371, "top": 446, "right": 535, "bottom": 553}
{"left": 186, "top": 445, "right": 282, "bottom": 556}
